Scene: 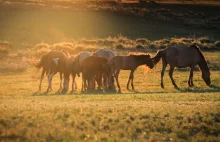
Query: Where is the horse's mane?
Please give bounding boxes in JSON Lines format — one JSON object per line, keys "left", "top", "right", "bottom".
{"left": 190, "top": 44, "right": 210, "bottom": 71}
{"left": 62, "top": 50, "right": 70, "bottom": 58}
{"left": 129, "top": 52, "right": 151, "bottom": 57}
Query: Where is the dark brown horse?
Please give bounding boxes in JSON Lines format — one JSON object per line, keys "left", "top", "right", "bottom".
{"left": 152, "top": 45, "right": 211, "bottom": 89}
{"left": 107, "top": 53, "right": 154, "bottom": 92}
{"left": 63, "top": 55, "right": 79, "bottom": 93}
{"left": 92, "top": 49, "right": 117, "bottom": 90}
{"left": 81, "top": 56, "right": 108, "bottom": 92}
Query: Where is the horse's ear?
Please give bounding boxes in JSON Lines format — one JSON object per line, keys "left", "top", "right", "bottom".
{"left": 190, "top": 43, "right": 198, "bottom": 48}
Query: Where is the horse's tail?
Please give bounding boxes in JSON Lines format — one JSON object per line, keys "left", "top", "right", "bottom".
{"left": 34, "top": 54, "right": 48, "bottom": 74}
{"left": 152, "top": 50, "right": 165, "bottom": 65}
{"left": 35, "top": 54, "right": 46, "bottom": 68}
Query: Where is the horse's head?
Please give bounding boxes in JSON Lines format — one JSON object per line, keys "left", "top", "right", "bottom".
{"left": 202, "top": 69, "right": 211, "bottom": 86}
{"left": 145, "top": 54, "right": 154, "bottom": 69}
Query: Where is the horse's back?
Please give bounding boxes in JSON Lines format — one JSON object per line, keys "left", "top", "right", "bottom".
{"left": 110, "top": 56, "right": 135, "bottom": 70}
{"left": 94, "top": 49, "right": 116, "bottom": 60}
{"left": 41, "top": 50, "right": 68, "bottom": 69}
{"left": 77, "top": 51, "right": 92, "bottom": 65}
{"left": 166, "top": 46, "right": 201, "bottom": 67}
{"left": 47, "top": 50, "right": 68, "bottom": 59}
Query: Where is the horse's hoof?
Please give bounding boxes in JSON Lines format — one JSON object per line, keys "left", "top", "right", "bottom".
{"left": 60, "top": 90, "right": 65, "bottom": 94}
{"left": 161, "top": 83, "right": 164, "bottom": 89}
{"left": 174, "top": 86, "right": 179, "bottom": 90}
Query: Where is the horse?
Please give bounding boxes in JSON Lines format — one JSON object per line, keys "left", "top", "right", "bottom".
{"left": 47, "top": 56, "right": 68, "bottom": 92}
{"left": 63, "top": 55, "right": 79, "bottom": 93}
{"left": 107, "top": 53, "right": 154, "bottom": 92}
{"left": 92, "top": 49, "right": 117, "bottom": 90}
{"left": 93, "top": 49, "right": 116, "bottom": 60}
{"left": 152, "top": 44, "right": 211, "bottom": 89}
{"left": 63, "top": 51, "right": 92, "bottom": 92}
{"left": 34, "top": 50, "right": 69, "bottom": 91}
{"left": 81, "top": 56, "right": 108, "bottom": 92}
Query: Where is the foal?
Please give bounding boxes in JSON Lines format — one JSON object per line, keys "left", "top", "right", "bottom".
{"left": 108, "top": 53, "right": 154, "bottom": 92}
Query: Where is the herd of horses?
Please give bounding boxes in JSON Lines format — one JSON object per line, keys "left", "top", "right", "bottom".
{"left": 34, "top": 44, "right": 211, "bottom": 93}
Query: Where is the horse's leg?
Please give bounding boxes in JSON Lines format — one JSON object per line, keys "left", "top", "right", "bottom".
{"left": 127, "top": 71, "right": 133, "bottom": 91}
{"left": 93, "top": 77, "right": 96, "bottom": 91}
{"left": 47, "top": 72, "right": 55, "bottom": 92}
{"left": 59, "top": 72, "right": 63, "bottom": 91}
{"left": 71, "top": 73, "right": 76, "bottom": 93}
{"left": 126, "top": 73, "right": 131, "bottom": 91}
{"left": 169, "top": 66, "right": 178, "bottom": 89}
{"left": 188, "top": 66, "right": 195, "bottom": 87}
{"left": 39, "top": 69, "right": 46, "bottom": 91}
{"left": 75, "top": 80, "right": 77, "bottom": 90}
{"left": 130, "top": 71, "right": 135, "bottom": 91}
{"left": 95, "top": 73, "right": 101, "bottom": 90}
{"left": 82, "top": 73, "right": 88, "bottom": 92}
{"left": 114, "top": 70, "right": 121, "bottom": 93}
{"left": 97, "top": 73, "right": 104, "bottom": 91}
{"left": 161, "top": 60, "right": 167, "bottom": 88}
{"left": 103, "top": 74, "right": 107, "bottom": 89}
{"left": 81, "top": 73, "right": 85, "bottom": 92}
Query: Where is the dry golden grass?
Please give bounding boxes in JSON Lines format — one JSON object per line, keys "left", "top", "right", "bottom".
{"left": 0, "top": 48, "right": 219, "bottom": 141}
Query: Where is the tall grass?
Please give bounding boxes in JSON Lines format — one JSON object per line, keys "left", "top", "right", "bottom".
{"left": 28, "top": 36, "right": 219, "bottom": 58}
{"left": 0, "top": 36, "right": 219, "bottom": 73}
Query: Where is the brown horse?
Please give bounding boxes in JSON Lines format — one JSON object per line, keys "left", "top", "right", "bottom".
{"left": 63, "top": 55, "right": 79, "bottom": 93}
{"left": 35, "top": 50, "right": 69, "bottom": 91}
{"left": 81, "top": 56, "right": 108, "bottom": 92}
{"left": 152, "top": 44, "right": 211, "bottom": 89}
{"left": 92, "top": 49, "right": 117, "bottom": 90}
{"left": 66, "top": 51, "right": 93, "bottom": 92}
{"left": 108, "top": 53, "right": 154, "bottom": 92}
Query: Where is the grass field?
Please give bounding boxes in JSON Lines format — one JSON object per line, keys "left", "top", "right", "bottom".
{"left": 0, "top": 50, "right": 220, "bottom": 141}
{"left": 0, "top": 0, "right": 220, "bottom": 141}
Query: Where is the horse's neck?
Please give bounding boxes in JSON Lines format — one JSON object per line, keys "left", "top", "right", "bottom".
{"left": 198, "top": 59, "right": 209, "bottom": 73}
{"left": 138, "top": 61, "right": 145, "bottom": 66}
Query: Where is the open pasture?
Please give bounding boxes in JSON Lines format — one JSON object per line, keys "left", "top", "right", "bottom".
{"left": 0, "top": 50, "right": 220, "bottom": 141}
{"left": 0, "top": 0, "right": 220, "bottom": 141}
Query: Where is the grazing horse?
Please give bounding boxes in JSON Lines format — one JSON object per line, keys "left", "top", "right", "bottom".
{"left": 81, "top": 56, "right": 108, "bottom": 92}
{"left": 63, "top": 55, "right": 79, "bottom": 93}
{"left": 34, "top": 50, "right": 69, "bottom": 91}
{"left": 47, "top": 55, "right": 68, "bottom": 92}
{"left": 93, "top": 49, "right": 116, "bottom": 60}
{"left": 108, "top": 53, "right": 154, "bottom": 92}
{"left": 92, "top": 49, "right": 116, "bottom": 89}
{"left": 152, "top": 44, "right": 211, "bottom": 89}
{"left": 64, "top": 51, "right": 92, "bottom": 92}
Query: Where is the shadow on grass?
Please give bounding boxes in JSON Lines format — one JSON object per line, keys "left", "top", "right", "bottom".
{"left": 32, "top": 90, "right": 64, "bottom": 96}
{"left": 177, "top": 85, "right": 220, "bottom": 93}
{"left": 32, "top": 85, "right": 220, "bottom": 96}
